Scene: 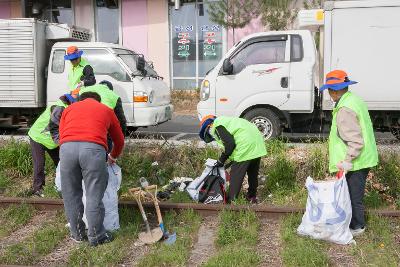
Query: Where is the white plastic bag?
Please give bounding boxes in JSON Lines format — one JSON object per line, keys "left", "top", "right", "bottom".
{"left": 297, "top": 175, "right": 354, "bottom": 245}
{"left": 55, "top": 163, "right": 122, "bottom": 231}
{"left": 186, "top": 158, "right": 226, "bottom": 201}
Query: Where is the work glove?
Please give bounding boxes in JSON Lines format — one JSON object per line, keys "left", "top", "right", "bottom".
{"left": 214, "top": 160, "right": 224, "bottom": 168}
{"left": 336, "top": 161, "right": 353, "bottom": 173}
{"left": 107, "top": 153, "right": 117, "bottom": 165}
{"left": 76, "top": 81, "right": 84, "bottom": 89}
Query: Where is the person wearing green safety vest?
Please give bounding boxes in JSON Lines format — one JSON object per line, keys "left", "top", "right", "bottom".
{"left": 64, "top": 46, "right": 96, "bottom": 97}
{"left": 199, "top": 115, "right": 267, "bottom": 203}
{"left": 79, "top": 80, "right": 127, "bottom": 135}
{"left": 320, "top": 70, "right": 378, "bottom": 237}
{"left": 28, "top": 94, "right": 77, "bottom": 197}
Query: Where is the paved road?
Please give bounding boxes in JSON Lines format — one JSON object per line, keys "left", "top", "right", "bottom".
{"left": 134, "top": 114, "right": 398, "bottom": 144}
{"left": 2, "top": 114, "right": 398, "bottom": 144}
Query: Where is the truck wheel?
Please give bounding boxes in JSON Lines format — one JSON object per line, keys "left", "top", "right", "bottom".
{"left": 243, "top": 108, "right": 281, "bottom": 139}
{"left": 390, "top": 127, "right": 400, "bottom": 140}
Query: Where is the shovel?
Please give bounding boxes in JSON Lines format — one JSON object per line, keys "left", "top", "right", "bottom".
{"left": 129, "top": 187, "right": 163, "bottom": 244}
{"left": 145, "top": 185, "right": 177, "bottom": 245}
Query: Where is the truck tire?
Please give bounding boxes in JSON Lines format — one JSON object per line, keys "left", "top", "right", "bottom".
{"left": 243, "top": 108, "right": 281, "bottom": 139}
{"left": 390, "top": 127, "right": 400, "bottom": 140}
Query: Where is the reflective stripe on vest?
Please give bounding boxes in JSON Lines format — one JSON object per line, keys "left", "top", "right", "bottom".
{"left": 328, "top": 92, "right": 378, "bottom": 173}
{"left": 68, "top": 58, "right": 89, "bottom": 90}
{"left": 79, "top": 84, "right": 119, "bottom": 109}
{"left": 210, "top": 116, "right": 267, "bottom": 162}
{"left": 28, "top": 100, "right": 67, "bottom": 149}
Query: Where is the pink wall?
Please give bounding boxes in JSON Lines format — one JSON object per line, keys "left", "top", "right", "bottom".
{"left": 0, "top": 2, "right": 11, "bottom": 19}
{"left": 122, "top": 0, "right": 148, "bottom": 56}
{"left": 74, "top": 0, "right": 94, "bottom": 39}
{"left": 227, "top": 16, "right": 264, "bottom": 48}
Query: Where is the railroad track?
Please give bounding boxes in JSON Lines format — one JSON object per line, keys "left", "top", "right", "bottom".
{"left": 1, "top": 197, "right": 400, "bottom": 218}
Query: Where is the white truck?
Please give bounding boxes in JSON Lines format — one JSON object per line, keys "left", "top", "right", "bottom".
{"left": 0, "top": 18, "right": 173, "bottom": 131}
{"left": 197, "top": 0, "right": 400, "bottom": 140}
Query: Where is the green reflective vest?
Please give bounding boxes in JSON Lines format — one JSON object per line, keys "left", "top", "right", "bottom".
{"left": 28, "top": 100, "right": 68, "bottom": 149}
{"left": 328, "top": 92, "right": 378, "bottom": 173}
{"left": 210, "top": 116, "right": 267, "bottom": 162}
{"left": 68, "top": 58, "right": 89, "bottom": 90}
{"left": 79, "top": 84, "right": 119, "bottom": 109}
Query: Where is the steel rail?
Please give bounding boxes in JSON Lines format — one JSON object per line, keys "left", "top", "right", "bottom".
{"left": 0, "top": 197, "right": 400, "bottom": 218}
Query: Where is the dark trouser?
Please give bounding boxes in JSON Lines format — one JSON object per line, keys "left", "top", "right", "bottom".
{"left": 229, "top": 157, "right": 261, "bottom": 201}
{"left": 60, "top": 142, "right": 108, "bottom": 243}
{"left": 30, "top": 138, "right": 59, "bottom": 192}
{"left": 346, "top": 168, "right": 369, "bottom": 230}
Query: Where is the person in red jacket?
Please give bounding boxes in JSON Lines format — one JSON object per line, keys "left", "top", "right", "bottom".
{"left": 59, "top": 92, "right": 124, "bottom": 246}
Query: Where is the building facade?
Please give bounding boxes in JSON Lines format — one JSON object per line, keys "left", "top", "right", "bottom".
{"left": 0, "top": 0, "right": 266, "bottom": 89}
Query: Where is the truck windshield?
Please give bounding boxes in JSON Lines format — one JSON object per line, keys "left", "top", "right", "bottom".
{"left": 112, "top": 48, "right": 158, "bottom": 78}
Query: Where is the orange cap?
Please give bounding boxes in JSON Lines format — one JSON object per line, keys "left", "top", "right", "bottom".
{"left": 200, "top": 115, "right": 216, "bottom": 126}
{"left": 67, "top": 46, "right": 79, "bottom": 55}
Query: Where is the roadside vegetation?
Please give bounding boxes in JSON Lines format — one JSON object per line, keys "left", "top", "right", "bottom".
{"left": 0, "top": 211, "right": 67, "bottom": 265}
{"left": 0, "top": 139, "right": 399, "bottom": 209}
{"left": 137, "top": 209, "right": 201, "bottom": 267}
{"left": 203, "top": 209, "right": 261, "bottom": 267}
{"left": 0, "top": 204, "right": 35, "bottom": 238}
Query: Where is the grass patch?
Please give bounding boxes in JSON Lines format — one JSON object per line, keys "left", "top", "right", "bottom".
{"left": 138, "top": 209, "right": 201, "bottom": 267}
{"left": 0, "top": 211, "right": 67, "bottom": 265}
{"left": 265, "top": 139, "right": 286, "bottom": 155}
{"left": 169, "top": 191, "right": 195, "bottom": 203}
{"left": 351, "top": 215, "right": 400, "bottom": 266}
{"left": 0, "top": 204, "right": 35, "bottom": 238}
{"left": 281, "top": 214, "right": 330, "bottom": 267}
{"left": 264, "top": 155, "right": 296, "bottom": 193}
{"left": 306, "top": 145, "right": 329, "bottom": 180}
{"left": 204, "top": 210, "right": 261, "bottom": 267}
{"left": 67, "top": 206, "right": 141, "bottom": 266}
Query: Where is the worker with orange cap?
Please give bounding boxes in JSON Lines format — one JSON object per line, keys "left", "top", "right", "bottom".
{"left": 199, "top": 115, "right": 267, "bottom": 203}
{"left": 320, "top": 70, "right": 378, "bottom": 237}
{"left": 64, "top": 46, "right": 96, "bottom": 97}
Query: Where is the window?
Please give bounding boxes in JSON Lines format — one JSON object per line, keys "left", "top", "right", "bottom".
{"left": 30, "top": 0, "right": 73, "bottom": 25}
{"left": 291, "top": 35, "right": 303, "bottom": 62}
{"left": 114, "top": 49, "right": 158, "bottom": 78}
{"left": 231, "top": 40, "right": 286, "bottom": 74}
{"left": 83, "top": 49, "right": 129, "bottom": 82}
{"left": 95, "top": 4, "right": 119, "bottom": 44}
{"left": 51, "top": 50, "right": 66, "bottom": 73}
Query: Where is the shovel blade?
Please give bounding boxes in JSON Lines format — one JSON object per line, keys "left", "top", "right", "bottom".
{"left": 138, "top": 228, "right": 163, "bottom": 244}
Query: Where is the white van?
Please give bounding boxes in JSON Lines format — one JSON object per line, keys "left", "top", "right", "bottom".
{"left": 49, "top": 42, "right": 173, "bottom": 131}
{"left": 197, "top": 0, "right": 400, "bottom": 140}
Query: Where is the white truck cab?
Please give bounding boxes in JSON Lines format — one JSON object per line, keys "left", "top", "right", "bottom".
{"left": 198, "top": 30, "right": 316, "bottom": 138}
{"left": 49, "top": 42, "right": 173, "bottom": 130}
{"left": 198, "top": 0, "right": 400, "bottom": 140}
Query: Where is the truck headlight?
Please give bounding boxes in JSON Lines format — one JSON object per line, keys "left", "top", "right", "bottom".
{"left": 133, "top": 91, "right": 148, "bottom": 102}
{"left": 200, "top": 80, "right": 210, "bottom": 101}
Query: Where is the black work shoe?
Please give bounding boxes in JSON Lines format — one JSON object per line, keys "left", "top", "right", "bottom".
{"left": 89, "top": 232, "right": 114, "bottom": 247}
{"left": 70, "top": 235, "right": 88, "bottom": 243}
{"left": 31, "top": 190, "right": 44, "bottom": 198}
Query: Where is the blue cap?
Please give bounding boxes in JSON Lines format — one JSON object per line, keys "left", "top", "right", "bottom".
{"left": 199, "top": 115, "right": 216, "bottom": 141}
{"left": 64, "top": 50, "right": 83, "bottom": 60}
{"left": 64, "top": 93, "right": 77, "bottom": 103}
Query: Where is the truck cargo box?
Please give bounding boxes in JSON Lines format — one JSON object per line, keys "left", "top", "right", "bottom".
{"left": 0, "top": 19, "right": 47, "bottom": 108}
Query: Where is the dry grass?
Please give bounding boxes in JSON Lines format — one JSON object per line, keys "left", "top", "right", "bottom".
{"left": 171, "top": 90, "right": 199, "bottom": 115}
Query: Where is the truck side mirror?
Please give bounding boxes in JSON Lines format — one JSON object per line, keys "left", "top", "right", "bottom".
{"left": 136, "top": 56, "right": 146, "bottom": 73}
{"left": 222, "top": 58, "right": 233, "bottom": 75}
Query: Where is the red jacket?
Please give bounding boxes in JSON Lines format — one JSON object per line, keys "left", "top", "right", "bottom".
{"left": 60, "top": 98, "right": 124, "bottom": 159}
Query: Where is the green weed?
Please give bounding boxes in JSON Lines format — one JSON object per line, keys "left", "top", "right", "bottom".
{"left": 265, "top": 139, "right": 286, "bottom": 155}
{"left": 373, "top": 152, "right": 400, "bottom": 199}
{"left": 351, "top": 215, "right": 400, "bottom": 266}
{"left": 202, "top": 246, "right": 260, "bottom": 267}
{"left": 0, "top": 212, "right": 67, "bottom": 265}
{"left": 306, "top": 145, "right": 329, "bottom": 179}
{"left": 281, "top": 214, "right": 330, "bottom": 267}
{"left": 0, "top": 204, "right": 35, "bottom": 238}
{"left": 0, "top": 139, "right": 32, "bottom": 177}
{"left": 264, "top": 155, "right": 296, "bottom": 193}
{"left": 364, "top": 190, "right": 385, "bottom": 208}
{"left": 216, "top": 209, "right": 259, "bottom": 247}
{"left": 67, "top": 207, "right": 141, "bottom": 266}
{"left": 138, "top": 209, "right": 201, "bottom": 267}
{"left": 169, "top": 191, "right": 194, "bottom": 203}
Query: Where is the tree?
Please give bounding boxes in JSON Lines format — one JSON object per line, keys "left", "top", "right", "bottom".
{"left": 207, "top": 0, "right": 259, "bottom": 44}
{"left": 259, "top": 0, "right": 298, "bottom": 31}
{"left": 303, "top": 0, "right": 325, "bottom": 9}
